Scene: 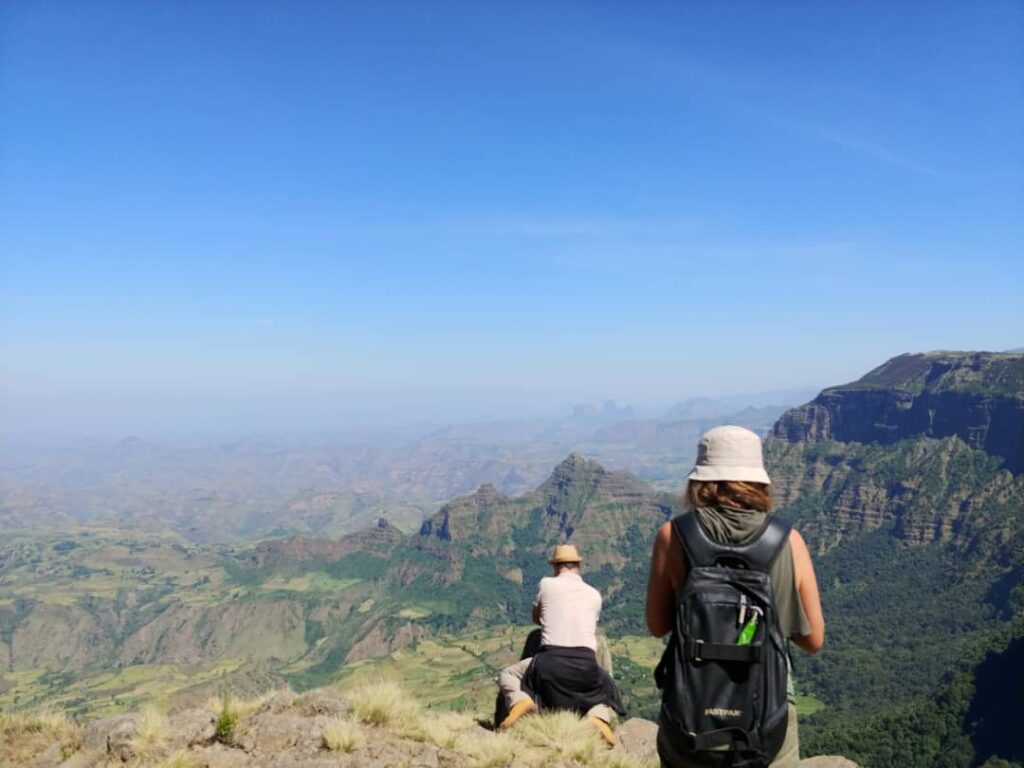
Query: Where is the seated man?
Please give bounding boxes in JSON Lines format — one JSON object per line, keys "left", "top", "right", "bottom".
{"left": 496, "top": 544, "right": 625, "bottom": 745}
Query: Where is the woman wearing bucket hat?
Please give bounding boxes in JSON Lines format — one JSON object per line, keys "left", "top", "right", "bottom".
{"left": 646, "top": 425, "right": 824, "bottom": 768}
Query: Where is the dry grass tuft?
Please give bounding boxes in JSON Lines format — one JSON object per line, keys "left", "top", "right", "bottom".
{"left": 203, "top": 695, "right": 225, "bottom": 715}
{"left": 232, "top": 689, "right": 281, "bottom": 717}
{"left": 423, "top": 710, "right": 472, "bottom": 751}
{"left": 131, "top": 704, "right": 169, "bottom": 757}
{"left": 346, "top": 680, "right": 423, "bottom": 732}
{"left": 460, "top": 729, "right": 525, "bottom": 767}
{"left": 321, "top": 717, "right": 362, "bottom": 752}
{"left": 600, "top": 754, "right": 661, "bottom": 768}
{"left": 332, "top": 682, "right": 647, "bottom": 768}
{"left": 0, "top": 709, "right": 83, "bottom": 766}
{"left": 203, "top": 688, "right": 280, "bottom": 718}
{"left": 514, "top": 710, "right": 603, "bottom": 765}
{"left": 456, "top": 708, "right": 656, "bottom": 768}
{"left": 159, "top": 750, "right": 197, "bottom": 768}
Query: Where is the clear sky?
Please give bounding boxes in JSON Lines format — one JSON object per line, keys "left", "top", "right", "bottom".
{"left": 2, "top": 1, "right": 1022, "bottom": 437}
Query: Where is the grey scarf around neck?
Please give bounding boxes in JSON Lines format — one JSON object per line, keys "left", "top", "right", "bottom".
{"left": 694, "top": 505, "right": 768, "bottom": 545}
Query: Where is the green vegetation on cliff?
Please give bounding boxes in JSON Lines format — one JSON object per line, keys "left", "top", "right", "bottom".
{"left": 2, "top": 350, "right": 1022, "bottom": 768}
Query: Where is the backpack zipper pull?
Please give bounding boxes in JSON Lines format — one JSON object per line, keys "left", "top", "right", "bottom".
{"left": 738, "top": 594, "right": 747, "bottom": 627}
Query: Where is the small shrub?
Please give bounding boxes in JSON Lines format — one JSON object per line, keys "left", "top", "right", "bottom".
{"left": 214, "top": 691, "right": 237, "bottom": 744}
{"left": 321, "top": 718, "right": 362, "bottom": 752}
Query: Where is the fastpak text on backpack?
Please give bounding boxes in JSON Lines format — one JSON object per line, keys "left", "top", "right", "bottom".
{"left": 655, "top": 511, "right": 791, "bottom": 768}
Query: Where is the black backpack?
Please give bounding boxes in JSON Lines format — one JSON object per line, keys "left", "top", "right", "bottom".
{"left": 655, "top": 511, "right": 791, "bottom": 768}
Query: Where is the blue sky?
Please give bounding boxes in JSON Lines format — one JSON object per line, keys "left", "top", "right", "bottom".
{"left": 2, "top": 1, "right": 1022, "bottom": 437}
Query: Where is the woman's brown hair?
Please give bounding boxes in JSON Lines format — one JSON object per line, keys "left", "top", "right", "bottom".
{"left": 685, "top": 480, "right": 772, "bottom": 513}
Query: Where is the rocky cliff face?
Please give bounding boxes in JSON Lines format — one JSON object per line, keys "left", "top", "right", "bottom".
{"left": 773, "top": 352, "right": 1024, "bottom": 473}
{"left": 766, "top": 435, "right": 1023, "bottom": 550}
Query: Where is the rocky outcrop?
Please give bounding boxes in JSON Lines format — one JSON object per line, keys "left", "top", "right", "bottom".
{"left": 773, "top": 352, "right": 1024, "bottom": 473}
{"left": 614, "top": 717, "right": 658, "bottom": 762}
{"left": 418, "top": 483, "right": 510, "bottom": 542}
{"left": 418, "top": 453, "right": 677, "bottom": 569}
{"left": 82, "top": 712, "right": 144, "bottom": 762}
{"left": 7, "top": 685, "right": 860, "bottom": 768}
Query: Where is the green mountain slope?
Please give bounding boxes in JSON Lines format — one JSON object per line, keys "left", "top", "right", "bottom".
{"left": 763, "top": 351, "right": 1024, "bottom": 767}
{"left": 2, "top": 350, "right": 1021, "bottom": 767}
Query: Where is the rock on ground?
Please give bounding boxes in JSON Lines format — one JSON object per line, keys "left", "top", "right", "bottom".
{"left": 82, "top": 712, "right": 142, "bottom": 762}
{"left": 614, "top": 717, "right": 658, "bottom": 761}
{"left": 167, "top": 707, "right": 217, "bottom": 746}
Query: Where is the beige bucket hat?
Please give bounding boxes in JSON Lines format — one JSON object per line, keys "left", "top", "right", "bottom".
{"left": 548, "top": 544, "right": 583, "bottom": 564}
{"left": 686, "top": 425, "right": 771, "bottom": 485}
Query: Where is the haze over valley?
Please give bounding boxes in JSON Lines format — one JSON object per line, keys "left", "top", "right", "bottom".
{"left": 0, "top": 393, "right": 800, "bottom": 543}
{"left": 2, "top": 350, "right": 1022, "bottom": 767}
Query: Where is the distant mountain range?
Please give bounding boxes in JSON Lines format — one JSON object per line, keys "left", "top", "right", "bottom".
{"left": 0, "top": 399, "right": 790, "bottom": 543}
{"left": 1, "top": 350, "right": 1020, "bottom": 767}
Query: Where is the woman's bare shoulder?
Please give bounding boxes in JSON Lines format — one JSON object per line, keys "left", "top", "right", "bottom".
{"left": 788, "top": 527, "right": 809, "bottom": 552}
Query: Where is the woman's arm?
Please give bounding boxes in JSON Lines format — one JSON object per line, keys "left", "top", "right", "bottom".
{"left": 788, "top": 528, "right": 825, "bottom": 653}
{"left": 646, "top": 521, "right": 685, "bottom": 637}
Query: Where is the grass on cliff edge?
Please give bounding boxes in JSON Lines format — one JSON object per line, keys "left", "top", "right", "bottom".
{"left": 4, "top": 680, "right": 658, "bottom": 767}
{"left": 341, "top": 680, "right": 659, "bottom": 767}
{"left": 0, "top": 710, "right": 83, "bottom": 766}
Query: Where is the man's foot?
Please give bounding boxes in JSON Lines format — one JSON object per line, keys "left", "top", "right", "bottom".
{"left": 498, "top": 699, "right": 537, "bottom": 730}
{"left": 589, "top": 716, "right": 616, "bottom": 747}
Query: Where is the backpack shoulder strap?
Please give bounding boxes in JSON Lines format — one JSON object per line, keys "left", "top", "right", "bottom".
{"left": 671, "top": 511, "right": 718, "bottom": 568}
{"left": 741, "top": 515, "right": 792, "bottom": 571}
{"left": 745, "top": 518, "right": 790, "bottom": 573}
{"left": 671, "top": 511, "right": 791, "bottom": 572}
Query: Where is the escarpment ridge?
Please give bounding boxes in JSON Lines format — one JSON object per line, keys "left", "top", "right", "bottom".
{"left": 773, "top": 351, "right": 1024, "bottom": 472}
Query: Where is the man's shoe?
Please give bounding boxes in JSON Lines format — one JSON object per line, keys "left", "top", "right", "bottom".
{"left": 498, "top": 699, "right": 537, "bottom": 730}
{"left": 589, "top": 716, "right": 616, "bottom": 747}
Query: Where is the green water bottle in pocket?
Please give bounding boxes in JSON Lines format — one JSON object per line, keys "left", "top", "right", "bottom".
{"left": 737, "top": 607, "right": 761, "bottom": 645}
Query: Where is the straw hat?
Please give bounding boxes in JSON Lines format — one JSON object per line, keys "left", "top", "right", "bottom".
{"left": 548, "top": 544, "right": 583, "bottom": 564}
{"left": 686, "top": 425, "right": 771, "bottom": 485}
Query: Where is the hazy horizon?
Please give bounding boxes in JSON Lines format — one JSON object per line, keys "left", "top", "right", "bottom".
{"left": 2, "top": 382, "right": 820, "bottom": 443}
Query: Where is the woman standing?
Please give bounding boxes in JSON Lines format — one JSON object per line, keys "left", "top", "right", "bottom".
{"left": 646, "top": 425, "right": 825, "bottom": 768}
